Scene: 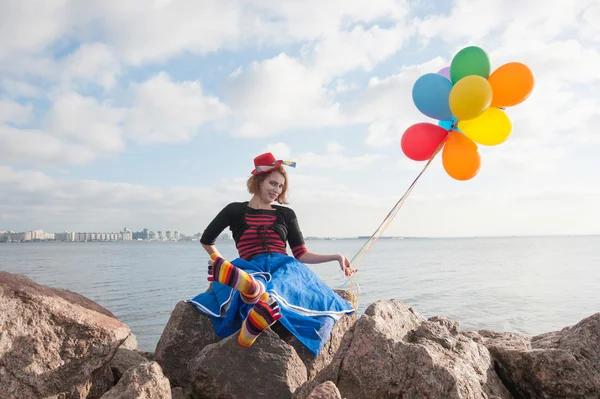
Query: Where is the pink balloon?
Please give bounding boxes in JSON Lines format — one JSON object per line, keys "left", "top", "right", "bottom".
{"left": 401, "top": 123, "right": 448, "bottom": 161}
{"left": 438, "top": 66, "right": 450, "bottom": 80}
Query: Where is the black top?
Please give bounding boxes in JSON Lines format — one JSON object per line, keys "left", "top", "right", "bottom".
{"left": 200, "top": 201, "right": 307, "bottom": 260}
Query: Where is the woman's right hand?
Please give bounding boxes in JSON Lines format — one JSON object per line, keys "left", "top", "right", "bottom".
{"left": 336, "top": 254, "right": 357, "bottom": 277}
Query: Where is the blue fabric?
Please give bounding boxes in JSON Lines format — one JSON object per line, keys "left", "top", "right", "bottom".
{"left": 186, "top": 253, "right": 355, "bottom": 356}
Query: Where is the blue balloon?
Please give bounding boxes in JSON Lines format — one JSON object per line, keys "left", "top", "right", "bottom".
{"left": 438, "top": 116, "right": 458, "bottom": 131}
{"left": 412, "top": 73, "right": 453, "bottom": 121}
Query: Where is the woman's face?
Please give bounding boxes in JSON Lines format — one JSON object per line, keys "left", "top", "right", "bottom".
{"left": 259, "top": 171, "right": 285, "bottom": 203}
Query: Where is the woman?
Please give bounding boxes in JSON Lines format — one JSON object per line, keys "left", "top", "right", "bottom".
{"left": 186, "top": 152, "right": 356, "bottom": 356}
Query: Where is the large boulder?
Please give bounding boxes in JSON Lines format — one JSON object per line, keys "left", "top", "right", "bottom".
{"left": 295, "top": 300, "right": 511, "bottom": 399}
{"left": 154, "top": 301, "right": 222, "bottom": 387}
{"left": 188, "top": 329, "right": 307, "bottom": 398}
{"left": 306, "top": 381, "right": 342, "bottom": 399}
{"left": 157, "top": 291, "right": 354, "bottom": 389}
{"left": 110, "top": 348, "right": 149, "bottom": 381}
{"left": 0, "top": 272, "right": 130, "bottom": 399}
{"left": 100, "top": 362, "right": 171, "bottom": 399}
{"left": 480, "top": 313, "right": 600, "bottom": 398}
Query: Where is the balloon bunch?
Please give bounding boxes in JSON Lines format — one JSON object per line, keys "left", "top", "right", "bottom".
{"left": 401, "top": 46, "right": 534, "bottom": 180}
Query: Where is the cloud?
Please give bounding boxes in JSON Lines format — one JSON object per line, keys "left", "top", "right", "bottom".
{"left": 265, "top": 141, "right": 385, "bottom": 172}
{"left": 44, "top": 92, "right": 126, "bottom": 152}
{"left": 416, "top": 0, "right": 594, "bottom": 45}
{"left": 70, "top": 0, "right": 244, "bottom": 65}
{"left": 0, "top": 165, "right": 218, "bottom": 233}
{"left": 265, "top": 142, "right": 292, "bottom": 159}
{"left": 0, "top": 100, "right": 34, "bottom": 125}
{"left": 1, "top": 162, "right": 599, "bottom": 238}
{"left": 0, "top": 0, "right": 68, "bottom": 59}
{"left": 124, "top": 72, "right": 229, "bottom": 144}
{"left": 0, "top": 125, "right": 97, "bottom": 166}
{"left": 306, "top": 22, "right": 413, "bottom": 79}
{"left": 0, "top": 80, "right": 43, "bottom": 99}
{"left": 224, "top": 54, "right": 344, "bottom": 137}
{"left": 61, "top": 43, "right": 121, "bottom": 90}
{"left": 580, "top": 4, "right": 600, "bottom": 42}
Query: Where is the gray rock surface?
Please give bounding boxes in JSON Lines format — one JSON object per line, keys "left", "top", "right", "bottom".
{"left": 295, "top": 300, "right": 511, "bottom": 399}
{"left": 188, "top": 329, "right": 307, "bottom": 399}
{"left": 100, "top": 362, "right": 171, "bottom": 399}
{"left": 154, "top": 301, "right": 221, "bottom": 387}
{"left": 306, "top": 381, "right": 342, "bottom": 399}
{"left": 110, "top": 348, "right": 149, "bottom": 381}
{"left": 480, "top": 312, "right": 600, "bottom": 398}
{"left": 0, "top": 272, "right": 129, "bottom": 399}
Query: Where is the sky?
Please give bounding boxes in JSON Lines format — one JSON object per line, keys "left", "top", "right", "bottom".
{"left": 0, "top": 0, "right": 599, "bottom": 238}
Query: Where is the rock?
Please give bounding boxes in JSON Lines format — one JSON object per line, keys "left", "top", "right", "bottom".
{"left": 154, "top": 301, "right": 221, "bottom": 387}
{"left": 121, "top": 333, "right": 138, "bottom": 350}
{"left": 157, "top": 290, "right": 354, "bottom": 389}
{"left": 134, "top": 350, "right": 155, "bottom": 362}
{"left": 0, "top": 272, "right": 129, "bottom": 399}
{"left": 295, "top": 300, "right": 511, "bottom": 399}
{"left": 188, "top": 328, "right": 307, "bottom": 399}
{"left": 100, "top": 362, "right": 171, "bottom": 399}
{"left": 110, "top": 348, "right": 149, "bottom": 381}
{"left": 480, "top": 313, "right": 600, "bottom": 398}
{"left": 273, "top": 290, "right": 355, "bottom": 380}
{"left": 306, "top": 381, "right": 342, "bottom": 399}
{"left": 170, "top": 387, "right": 192, "bottom": 399}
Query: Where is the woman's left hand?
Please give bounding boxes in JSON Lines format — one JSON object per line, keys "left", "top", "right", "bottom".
{"left": 336, "top": 254, "right": 357, "bottom": 277}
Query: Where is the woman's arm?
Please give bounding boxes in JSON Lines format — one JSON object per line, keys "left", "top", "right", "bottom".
{"left": 297, "top": 251, "right": 338, "bottom": 264}
{"left": 298, "top": 251, "right": 356, "bottom": 277}
{"left": 201, "top": 243, "right": 220, "bottom": 257}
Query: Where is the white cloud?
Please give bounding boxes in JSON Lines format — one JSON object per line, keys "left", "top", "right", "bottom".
{"left": 72, "top": 0, "right": 244, "bottom": 65}
{"left": 124, "top": 72, "right": 229, "bottom": 144}
{"left": 285, "top": 144, "right": 385, "bottom": 173}
{"left": 326, "top": 141, "right": 345, "bottom": 154}
{"left": 417, "top": 0, "right": 594, "bottom": 45}
{"left": 306, "top": 23, "right": 413, "bottom": 79}
{"left": 0, "top": 125, "right": 97, "bottom": 166}
{"left": 580, "top": 4, "right": 600, "bottom": 42}
{"left": 224, "top": 54, "right": 344, "bottom": 137}
{"left": 0, "top": 80, "right": 43, "bottom": 99}
{"left": 265, "top": 143, "right": 292, "bottom": 159}
{"left": 61, "top": 43, "right": 121, "bottom": 90}
{"left": 248, "top": 0, "right": 409, "bottom": 41}
{"left": 0, "top": 100, "right": 34, "bottom": 125}
{"left": 45, "top": 92, "right": 126, "bottom": 152}
{"left": 0, "top": 0, "right": 69, "bottom": 59}
{"left": 0, "top": 167, "right": 216, "bottom": 233}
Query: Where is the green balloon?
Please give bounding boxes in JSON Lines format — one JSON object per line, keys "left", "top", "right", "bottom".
{"left": 450, "top": 46, "right": 491, "bottom": 84}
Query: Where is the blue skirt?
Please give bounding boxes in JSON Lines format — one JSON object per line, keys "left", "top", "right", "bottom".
{"left": 186, "top": 252, "right": 355, "bottom": 356}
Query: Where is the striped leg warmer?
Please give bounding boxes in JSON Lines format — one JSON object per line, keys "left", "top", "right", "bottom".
{"left": 238, "top": 293, "right": 282, "bottom": 348}
{"left": 208, "top": 253, "right": 265, "bottom": 305}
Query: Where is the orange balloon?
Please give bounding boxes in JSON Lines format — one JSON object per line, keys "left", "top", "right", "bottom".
{"left": 442, "top": 131, "right": 481, "bottom": 181}
{"left": 488, "top": 62, "right": 534, "bottom": 108}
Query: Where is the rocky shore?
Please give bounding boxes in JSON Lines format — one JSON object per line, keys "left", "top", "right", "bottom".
{"left": 2, "top": 271, "right": 599, "bottom": 398}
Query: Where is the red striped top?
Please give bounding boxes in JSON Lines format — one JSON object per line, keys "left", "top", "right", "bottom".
{"left": 200, "top": 202, "right": 308, "bottom": 261}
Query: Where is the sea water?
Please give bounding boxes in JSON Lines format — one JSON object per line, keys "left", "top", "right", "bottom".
{"left": 2, "top": 235, "right": 599, "bottom": 351}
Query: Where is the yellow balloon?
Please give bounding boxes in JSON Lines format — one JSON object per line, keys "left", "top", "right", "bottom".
{"left": 458, "top": 107, "right": 512, "bottom": 146}
{"left": 449, "top": 75, "right": 492, "bottom": 121}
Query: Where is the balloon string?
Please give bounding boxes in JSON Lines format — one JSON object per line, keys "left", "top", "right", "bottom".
{"left": 346, "top": 138, "right": 446, "bottom": 317}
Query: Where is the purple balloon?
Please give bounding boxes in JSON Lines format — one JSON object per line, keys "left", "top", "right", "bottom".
{"left": 438, "top": 66, "right": 450, "bottom": 80}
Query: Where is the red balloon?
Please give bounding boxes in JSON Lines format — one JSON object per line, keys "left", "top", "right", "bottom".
{"left": 401, "top": 123, "right": 448, "bottom": 161}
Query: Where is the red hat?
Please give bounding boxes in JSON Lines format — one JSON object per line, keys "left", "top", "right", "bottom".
{"left": 251, "top": 152, "right": 297, "bottom": 175}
